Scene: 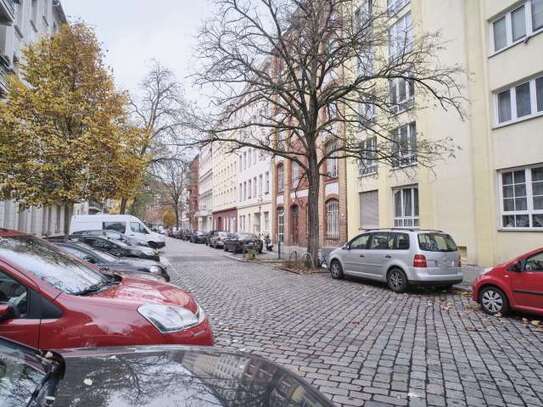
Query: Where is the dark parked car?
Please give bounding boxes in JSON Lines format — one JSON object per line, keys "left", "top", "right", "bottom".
{"left": 54, "top": 241, "right": 170, "bottom": 282}
{"left": 70, "top": 229, "right": 150, "bottom": 247}
{"left": 224, "top": 233, "right": 263, "bottom": 254}
{"left": 75, "top": 235, "right": 160, "bottom": 261}
{"left": 208, "top": 231, "right": 230, "bottom": 249}
{"left": 190, "top": 231, "right": 208, "bottom": 244}
{"left": 0, "top": 337, "right": 333, "bottom": 407}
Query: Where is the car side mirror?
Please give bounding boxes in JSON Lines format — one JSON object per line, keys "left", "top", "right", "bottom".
{"left": 84, "top": 256, "right": 97, "bottom": 264}
{"left": 0, "top": 304, "right": 15, "bottom": 322}
{"left": 342, "top": 243, "right": 350, "bottom": 250}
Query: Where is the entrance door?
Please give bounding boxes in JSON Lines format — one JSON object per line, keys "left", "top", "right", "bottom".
{"left": 290, "top": 206, "right": 299, "bottom": 245}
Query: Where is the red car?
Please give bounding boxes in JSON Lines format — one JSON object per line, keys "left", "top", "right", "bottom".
{"left": 472, "top": 247, "right": 543, "bottom": 316}
{"left": 0, "top": 230, "right": 213, "bottom": 349}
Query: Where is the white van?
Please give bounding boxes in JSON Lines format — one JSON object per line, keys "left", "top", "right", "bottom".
{"left": 70, "top": 215, "right": 166, "bottom": 249}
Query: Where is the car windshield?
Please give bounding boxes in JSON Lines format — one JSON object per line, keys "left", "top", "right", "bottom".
{"left": 418, "top": 233, "right": 458, "bottom": 252}
{"left": 0, "top": 236, "right": 108, "bottom": 294}
{"left": 0, "top": 342, "right": 45, "bottom": 407}
{"left": 65, "top": 243, "right": 118, "bottom": 263}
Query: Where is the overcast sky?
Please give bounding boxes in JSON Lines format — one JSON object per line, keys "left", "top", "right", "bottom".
{"left": 61, "top": 0, "right": 213, "bottom": 102}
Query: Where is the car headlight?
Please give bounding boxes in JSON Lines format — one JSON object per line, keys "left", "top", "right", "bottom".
{"left": 138, "top": 303, "right": 205, "bottom": 333}
{"left": 482, "top": 267, "right": 493, "bottom": 275}
{"left": 149, "top": 265, "right": 162, "bottom": 274}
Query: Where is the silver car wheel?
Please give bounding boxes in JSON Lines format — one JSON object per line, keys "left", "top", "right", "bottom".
{"left": 481, "top": 289, "right": 504, "bottom": 314}
{"left": 330, "top": 261, "right": 343, "bottom": 279}
{"left": 388, "top": 269, "right": 407, "bottom": 292}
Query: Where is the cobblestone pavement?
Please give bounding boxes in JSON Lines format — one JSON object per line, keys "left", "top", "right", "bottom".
{"left": 165, "top": 238, "right": 543, "bottom": 407}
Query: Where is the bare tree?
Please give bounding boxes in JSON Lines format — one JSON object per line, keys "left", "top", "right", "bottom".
{"left": 189, "top": 0, "right": 465, "bottom": 266}
{"left": 122, "top": 60, "right": 187, "bottom": 213}
{"left": 157, "top": 157, "right": 192, "bottom": 229}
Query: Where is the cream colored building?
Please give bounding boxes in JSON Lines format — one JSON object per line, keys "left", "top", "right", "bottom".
{"left": 346, "top": 0, "right": 543, "bottom": 266}
{"left": 211, "top": 141, "right": 238, "bottom": 232}
{"left": 197, "top": 144, "right": 214, "bottom": 232}
{"left": 237, "top": 145, "right": 272, "bottom": 236}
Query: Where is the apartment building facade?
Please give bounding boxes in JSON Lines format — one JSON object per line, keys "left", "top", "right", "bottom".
{"left": 237, "top": 146, "right": 272, "bottom": 236}
{"left": 0, "top": 0, "right": 68, "bottom": 236}
{"left": 345, "top": 0, "right": 543, "bottom": 266}
{"left": 212, "top": 141, "right": 238, "bottom": 232}
{"left": 196, "top": 144, "right": 214, "bottom": 232}
{"left": 187, "top": 155, "right": 199, "bottom": 230}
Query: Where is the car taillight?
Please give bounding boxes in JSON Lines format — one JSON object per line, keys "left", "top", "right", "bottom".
{"left": 413, "top": 254, "right": 427, "bottom": 268}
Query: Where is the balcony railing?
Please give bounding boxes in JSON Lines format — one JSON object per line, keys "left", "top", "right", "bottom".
{"left": 0, "top": 0, "right": 16, "bottom": 25}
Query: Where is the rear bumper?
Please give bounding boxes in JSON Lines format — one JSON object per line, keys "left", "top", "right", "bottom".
{"left": 409, "top": 267, "right": 463, "bottom": 284}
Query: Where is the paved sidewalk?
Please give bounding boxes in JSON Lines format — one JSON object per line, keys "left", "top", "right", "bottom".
{"left": 166, "top": 238, "right": 543, "bottom": 407}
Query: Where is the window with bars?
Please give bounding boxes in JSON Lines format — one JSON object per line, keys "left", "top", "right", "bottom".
{"left": 277, "top": 208, "right": 285, "bottom": 242}
{"left": 500, "top": 166, "right": 543, "bottom": 229}
{"left": 326, "top": 200, "right": 340, "bottom": 240}
{"left": 391, "top": 122, "right": 417, "bottom": 168}
{"left": 390, "top": 77, "right": 415, "bottom": 113}
{"left": 393, "top": 186, "right": 419, "bottom": 227}
{"left": 358, "top": 136, "right": 378, "bottom": 176}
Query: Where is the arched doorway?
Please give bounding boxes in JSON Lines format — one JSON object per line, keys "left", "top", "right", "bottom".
{"left": 290, "top": 205, "right": 299, "bottom": 245}
{"left": 217, "top": 216, "right": 223, "bottom": 230}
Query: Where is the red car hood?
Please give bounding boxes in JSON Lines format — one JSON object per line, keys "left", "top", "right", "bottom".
{"left": 90, "top": 277, "right": 197, "bottom": 313}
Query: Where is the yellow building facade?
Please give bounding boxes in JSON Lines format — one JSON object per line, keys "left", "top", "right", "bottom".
{"left": 346, "top": 0, "right": 543, "bottom": 266}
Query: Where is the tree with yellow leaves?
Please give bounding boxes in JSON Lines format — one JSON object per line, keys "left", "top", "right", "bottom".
{"left": 0, "top": 23, "right": 144, "bottom": 233}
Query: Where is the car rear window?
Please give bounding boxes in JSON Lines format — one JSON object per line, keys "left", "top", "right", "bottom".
{"left": 418, "top": 233, "right": 457, "bottom": 252}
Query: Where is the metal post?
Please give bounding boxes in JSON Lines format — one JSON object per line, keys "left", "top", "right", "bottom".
{"left": 277, "top": 234, "right": 281, "bottom": 260}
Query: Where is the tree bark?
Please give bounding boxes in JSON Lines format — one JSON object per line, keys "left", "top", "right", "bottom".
{"left": 307, "top": 151, "right": 321, "bottom": 269}
{"left": 174, "top": 205, "right": 180, "bottom": 230}
{"left": 119, "top": 197, "right": 128, "bottom": 214}
{"left": 63, "top": 202, "right": 73, "bottom": 237}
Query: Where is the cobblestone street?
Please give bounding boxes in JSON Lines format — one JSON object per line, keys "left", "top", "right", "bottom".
{"left": 165, "top": 238, "right": 543, "bottom": 407}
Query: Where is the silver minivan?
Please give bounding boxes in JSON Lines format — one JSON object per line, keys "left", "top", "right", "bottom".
{"left": 328, "top": 229, "right": 463, "bottom": 292}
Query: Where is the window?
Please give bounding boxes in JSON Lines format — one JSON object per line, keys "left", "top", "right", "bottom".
{"left": 239, "top": 183, "right": 243, "bottom": 201}
{"left": 0, "top": 271, "right": 28, "bottom": 316}
{"left": 524, "top": 251, "right": 543, "bottom": 271}
{"left": 243, "top": 182, "right": 247, "bottom": 200}
{"left": 393, "top": 233, "right": 410, "bottom": 250}
{"left": 495, "top": 74, "right": 543, "bottom": 124}
{"left": 387, "top": 0, "right": 409, "bottom": 15}
{"left": 265, "top": 172, "right": 270, "bottom": 194}
{"left": 350, "top": 234, "right": 370, "bottom": 250}
{"left": 325, "top": 200, "right": 340, "bottom": 240}
{"left": 534, "top": 0, "right": 543, "bottom": 30}
{"left": 369, "top": 232, "right": 393, "bottom": 250}
{"left": 359, "top": 137, "right": 378, "bottom": 175}
{"left": 492, "top": 1, "right": 543, "bottom": 53}
{"left": 418, "top": 233, "right": 458, "bottom": 252}
{"left": 394, "top": 186, "right": 419, "bottom": 227}
{"left": 31, "top": 0, "right": 38, "bottom": 25}
{"left": 291, "top": 161, "right": 302, "bottom": 187}
{"left": 391, "top": 122, "right": 417, "bottom": 168}
{"left": 253, "top": 177, "right": 257, "bottom": 197}
{"left": 358, "top": 100, "right": 376, "bottom": 123}
{"left": 248, "top": 180, "right": 252, "bottom": 199}
{"left": 325, "top": 141, "right": 339, "bottom": 178}
{"left": 277, "top": 208, "right": 285, "bottom": 242}
{"left": 389, "top": 12, "right": 413, "bottom": 60}
{"left": 277, "top": 164, "right": 285, "bottom": 193}
{"left": 360, "top": 190, "right": 379, "bottom": 229}
{"left": 500, "top": 166, "right": 543, "bottom": 229}
{"left": 390, "top": 77, "right": 415, "bottom": 112}
{"left": 258, "top": 175, "right": 263, "bottom": 197}
{"left": 130, "top": 222, "right": 149, "bottom": 234}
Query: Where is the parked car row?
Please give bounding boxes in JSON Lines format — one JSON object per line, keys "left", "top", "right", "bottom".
{"left": 328, "top": 228, "right": 543, "bottom": 317}
{"left": 0, "top": 222, "right": 334, "bottom": 405}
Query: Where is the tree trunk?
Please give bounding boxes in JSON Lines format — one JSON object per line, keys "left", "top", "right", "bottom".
{"left": 63, "top": 202, "right": 73, "bottom": 237}
{"left": 119, "top": 197, "right": 128, "bottom": 214}
{"left": 174, "top": 205, "right": 180, "bottom": 230}
{"left": 307, "top": 155, "right": 321, "bottom": 269}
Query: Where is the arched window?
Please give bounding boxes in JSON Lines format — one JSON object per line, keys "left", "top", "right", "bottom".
{"left": 326, "top": 200, "right": 340, "bottom": 240}
{"left": 277, "top": 164, "right": 285, "bottom": 193}
{"left": 291, "top": 161, "right": 302, "bottom": 187}
{"left": 277, "top": 208, "right": 285, "bottom": 242}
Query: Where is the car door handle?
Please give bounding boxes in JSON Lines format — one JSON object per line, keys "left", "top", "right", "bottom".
{"left": 360, "top": 255, "right": 365, "bottom": 258}
{"left": 385, "top": 255, "right": 391, "bottom": 259}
